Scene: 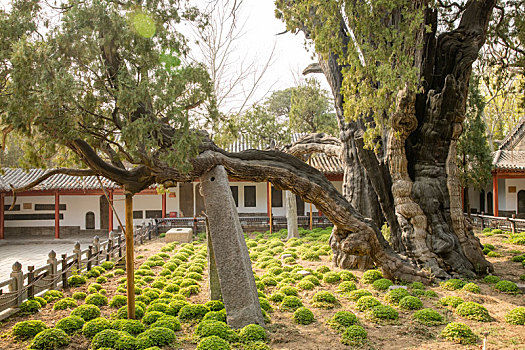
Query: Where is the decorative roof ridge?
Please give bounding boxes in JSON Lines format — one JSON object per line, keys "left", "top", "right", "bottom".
{"left": 498, "top": 115, "right": 525, "bottom": 151}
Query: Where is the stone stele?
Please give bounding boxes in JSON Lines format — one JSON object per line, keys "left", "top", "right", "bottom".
{"left": 200, "top": 165, "right": 265, "bottom": 328}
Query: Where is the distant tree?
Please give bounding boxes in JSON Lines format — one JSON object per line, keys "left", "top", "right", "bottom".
{"left": 457, "top": 76, "right": 493, "bottom": 216}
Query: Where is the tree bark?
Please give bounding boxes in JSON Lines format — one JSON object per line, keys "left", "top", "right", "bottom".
{"left": 285, "top": 190, "right": 299, "bottom": 239}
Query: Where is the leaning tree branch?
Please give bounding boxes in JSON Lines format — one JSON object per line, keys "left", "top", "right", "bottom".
{"left": 282, "top": 133, "right": 343, "bottom": 158}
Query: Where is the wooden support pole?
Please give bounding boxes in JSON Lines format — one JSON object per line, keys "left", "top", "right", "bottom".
{"left": 54, "top": 191, "right": 60, "bottom": 239}
{"left": 125, "top": 193, "right": 136, "bottom": 319}
{"left": 309, "top": 202, "right": 313, "bottom": 231}
{"left": 162, "top": 193, "right": 167, "bottom": 219}
{"left": 108, "top": 191, "right": 114, "bottom": 232}
{"left": 267, "top": 182, "right": 272, "bottom": 234}
{"left": 0, "top": 193, "right": 4, "bottom": 240}
{"left": 493, "top": 173, "right": 499, "bottom": 217}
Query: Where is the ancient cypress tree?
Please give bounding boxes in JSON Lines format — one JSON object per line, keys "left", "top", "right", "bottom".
{"left": 1, "top": 0, "right": 519, "bottom": 282}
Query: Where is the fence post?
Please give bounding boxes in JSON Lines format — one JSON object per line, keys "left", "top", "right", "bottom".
{"left": 106, "top": 238, "right": 112, "bottom": 262}
{"left": 73, "top": 242, "right": 82, "bottom": 270}
{"left": 148, "top": 223, "right": 152, "bottom": 241}
{"left": 480, "top": 212, "right": 485, "bottom": 230}
{"left": 47, "top": 250, "right": 58, "bottom": 290}
{"left": 93, "top": 236, "right": 100, "bottom": 265}
{"left": 511, "top": 214, "right": 516, "bottom": 233}
{"left": 9, "top": 262, "right": 24, "bottom": 307}
{"left": 87, "top": 246, "right": 93, "bottom": 271}
{"left": 118, "top": 234, "right": 123, "bottom": 258}
{"left": 61, "top": 254, "right": 68, "bottom": 290}
{"left": 27, "top": 266, "right": 35, "bottom": 300}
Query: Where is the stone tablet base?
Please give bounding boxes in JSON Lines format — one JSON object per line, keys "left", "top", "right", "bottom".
{"left": 165, "top": 228, "right": 193, "bottom": 243}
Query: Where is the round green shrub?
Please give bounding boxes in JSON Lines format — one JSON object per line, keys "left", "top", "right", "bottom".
{"left": 336, "top": 281, "right": 357, "bottom": 293}
{"left": 239, "top": 324, "right": 268, "bottom": 343}
{"left": 372, "top": 278, "right": 393, "bottom": 291}
{"left": 32, "top": 296, "right": 47, "bottom": 307}
{"left": 347, "top": 289, "right": 373, "bottom": 301}
{"left": 111, "top": 319, "right": 145, "bottom": 336}
{"left": 504, "top": 307, "right": 525, "bottom": 325}
{"left": 301, "top": 250, "right": 320, "bottom": 261}
{"left": 461, "top": 282, "right": 481, "bottom": 293}
{"left": 487, "top": 251, "right": 503, "bottom": 257}
{"left": 91, "top": 329, "right": 121, "bottom": 349}
{"left": 143, "top": 311, "right": 166, "bottom": 325}
{"left": 72, "top": 292, "right": 87, "bottom": 300}
{"left": 85, "top": 293, "right": 108, "bottom": 307}
{"left": 53, "top": 297, "right": 77, "bottom": 311}
{"left": 279, "top": 286, "right": 299, "bottom": 296}
{"left": 259, "top": 297, "right": 272, "bottom": 312}
{"left": 116, "top": 305, "right": 145, "bottom": 319}
{"left": 339, "top": 271, "right": 357, "bottom": 281}
{"left": 55, "top": 315, "right": 85, "bottom": 335}
{"left": 367, "top": 305, "right": 398, "bottom": 321}
{"left": 96, "top": 276, "right": 108, "bottom": 284}
{"left": 114, "top": 268, "right": 125, "bottom": 275}
{"left": 196, "top": 335, "right": 231, "bottom": 350}
{"left": 242, "top": 341, "right": 271, "bottom": 350}
{"left": 100, "top": 261, "right": 115, "bottom": 270}
{"left": 412, "top": 308, "right": 444, "bottom": 326}
{"left": 439, "top": 296, "right": 465, "bottom": 308}
{"left": 399, "top": 296, "right": 423, "bottom": 310}
{"left": 293, "top": 307, "right": 315, "bottom": 325}
{"left": 327, "top": 311, "right": 358, "bottom": 332}
{"left": 441, "top": 279, "right": 466, "bottom": 291}
{"left": 361, "top": 269, "right": 383, "bottom": 284}
{"left": 109, "top": 295, "right": 127, "bottom": 308}
{"left": 180, "top": 285, "right": 200, "bottom": 297}
{"left": 83, "top": 317, "right": 111, "bottom": 338}
{"left": 146, "top": 303, "right": 169, "bottom": 314}
{"left": 341, "top": 325, "right": 367, "bottom": 347}
{"left": 12, "top": 320, "right": 47, "bottom": 339}
{"left": 356, "top": 296, "right": 381, "bottom": 311}
{"left": 43, "top": 290, "right": 64, "bottom": 302}
{"left": 494, "top": 280, "right": 520, "bottom": 293}
{"left": 261, "top": 277, "right": 277, "bottom": 287}
{"left": 203, "top": 310, "right": 227, "bottom": 323}
{"left": 440, "top": 322, "right": 478, "bottom": 345}
{"left": 302, "top": 275, "right": 320, "bottom": 286}
{"left": 312, "top": 291, "right": 338, "bottom": 309}
{"left": 483, "top": 243, "right": 495, "bottom": 251}
{"left": 384, "top": 288, "right": 410, "bottom": 305}
{"left": 68, "top": 274, "right": 87, "bottom": 287}
{"left": 30, "top": 328, "right": 70, "bottom": 350}
{"left": 322, "top": 272, "right": 341, "bottom": 284}
{"left": 136, "top": 327, "right": 176, "bottom": 347}
{"left": 204, "top": 300, "right": 225, "bottom": 311}
{"left": 71, "top": 304, "right": 101, "bottom": 321}
{"left": 424, "top": 290, "right": 438, "bottom": 298}
{"left": 114, "top": 334, "right": 138, "bottom": 350}
{"left": 268, "top": 292, "right": 286, "bottom": 303}
{"left": 151, "top": 315, "right": 182, "bottom": 332}
{"left": 178, "top": 304, "right": 210, "bottom": 322}
{"left": 280, "top": 296, "right": 303, "bottom": 312}
{"left": 483, "top": 275, "right": 500, "bottom": 284}
{"left": 410, "top": 282, "right": 425, "bottom": 290}
{"left": 169, "top": 300, "right": 189, "bottom": 315}
{"left": 455, "top": 302, "right": 491, "bottom": 322}
{"left": 316, "top": 265, "right": 330, "bottom": 274}
{"left": 297, "top": 280, "right": 315, "bottom": 291}
{"left": 20, "top": 299, "right": 41, "bottom": 313}
{"left": 194, "top": 320, "right": 238, "bottom": 342}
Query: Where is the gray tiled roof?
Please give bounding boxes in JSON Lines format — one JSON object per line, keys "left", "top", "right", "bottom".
{"left": 493, "top": 150, "right": 525, "bottom": 171}
{"left": 498, "top": 116, "right": 525, "bottom": 151}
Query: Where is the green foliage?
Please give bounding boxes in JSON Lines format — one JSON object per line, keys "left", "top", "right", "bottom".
{"left": 462, "top": 282, "right": 481, "bottom": 293}
{"left": 494, "top": 280, "right": 520, "bottom": 293}
{"left": 412, "top": 308, "right": 444, "bottom": 326}
{"left": 32, "top": 296, "right": 47, "bottom": 307}
{"left": 12, "top": 320, "right": 47, "bottom": 339}
{"left": 293, "top": 307, "right": 315, "bottom": 325}
{"left": 483, "top": 275, "right": 500, "bottom": 284}
{"left": 336, "top": 281, "right": 357, "bottom": 293}
{"left": 43, "top": 290, "right": 64, "bottom": 303}
{"left": 440, "top": 322, "right": 478, "bottom": 345}
{"left": 136, "top": 327, "right": 176, "bottom": 348}
{"left": 202, "top": 310, "right": 227, "bottom": 323}
{"left": 455, "top": 302, "right": 491, "bottom": 322}
{"left": 53, "top": 297, "right": 78, "bottom": 311}
{"left": 178, "top": 304, "right": 210, "bottom": 322}
{"left": 114, "top": 334, "right": 138, "bottom": 350}
{"left": 240, "top": 324, "right": 268, "bottom": 343}
{"left": 73, "top": 292, "right": 87, "bottom": 300}
{"left": 280, "top": 296, "right": 303, "bottom": 311}
{"left": 372, "top": 278, "right": 393, "bottom": 291}
{"left": 143, "top": 311, "right": 166, "bottom": 325}
{"left": 269, "top": 292, "right": 286, "bottom": 303}
{"left": 399, "top": 296, "right": 423, "bottom": 310}
{"left": 327, "top": 311, "right": 358, "bottom": 332}
{"left": 322, "top": 272, "right": 341, "bottom": 284}
{"left": 441, "top": 279, "right": 466, "bottom": 291}
{"left": 68, "top": 274, "right": 87, "bottom": 287}
{"left": 347, "top": 289, "right": 373, "bottom": 301}
{"left": 71, "top": 304, "right": 101, "bottom": 321}
{"left": 384, "top": 288, "right": 410, "bottom": 305}
{"left": 340, "top": 325, "right": 367, "bottom": 347}
{"left": 19, "top": 299, "right": 41, "bottom": 313}
{"left": 30, "top": 329, "right": 70, "bottom": 350}
{"left": 116, "top": 304, "right": 145, "bottom": 319}
{"left": 85, "top": 293, "right": 108, "bottom": 307}
{"left": 111, "top": 319, "right": 145, "bottom": 336}
{"left": 82, "top": 317, "right": 111, "bottom": 338}
{"left": 151, "top": 315, "right": 182, "bottom": 332}
{"left": 361, "top": 270, "right": 383, "bottom": 284}
{"left": 109, "top": 295, "right": 127, "bottom": 309}
{"left": 439, "top": 296, "right": 465, "bottom": 308}
{"left": 339, "top": 271, "right": 357, "bottom": 282}
{"left": 55, "top": 315, "right": 85, "bottom": 335}
{"left": 297, "top": 280, "right": 315, "bottom": 291}
{"left": 196, "top": 336, "right": 231, "bottom": 350}
{"left": 194, "top": 320, "right": 238, "bottom": 342}
{"left": 100, "top": 261, "right": 115, "bottom": 270}
{"left": 91, "top": 329, "right": 121, "bottom": 350}
{"left": 504, "top": 307, "right": 525, "bottom": 325}
{"left": 367, "top": 305, "right": 399, "bottom": 321}
{"left": 279, "top": 286, "right": 298, "bottom": 296}
{"left": 356, "top": 296, "right": 381, "bottom": 311}
{"left": 204, "top": 300, "right": 225, "bottom": 311}
{"left": 312, "top": 291, "right": 338, "bottom": 309}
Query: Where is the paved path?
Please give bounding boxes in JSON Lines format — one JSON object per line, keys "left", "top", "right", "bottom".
{"left": 0, "top": 236, "right": 98, "bottom": 281}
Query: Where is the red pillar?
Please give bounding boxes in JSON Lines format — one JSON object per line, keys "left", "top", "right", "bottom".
{"left": 162, "top": 193, "right": 167, "bottom": 219}
{"left": 0, "top": 193, "right": 4, "bottom": 240}
{"left": 267, "top": 182, "right": 272, "bottom": 234}
{"left": 493, "top": 172, "right": 499, "bottom": 217}
{"left": 54, "top": 191, "right": 60, "bottom": 239}
{"left": 108, "top": 190, "right": 114, "bottom": 232}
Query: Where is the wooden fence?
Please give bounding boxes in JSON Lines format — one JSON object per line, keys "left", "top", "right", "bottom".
{"left": 0, "top": 223, "right": 159, "bottom": 321}
{"left": 469, "top": 213, "right": 525, "bottom": 233}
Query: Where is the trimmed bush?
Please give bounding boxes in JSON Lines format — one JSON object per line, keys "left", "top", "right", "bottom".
{"left": 327, "top": 311, "right": 358, "bottom": 332}
{"left": 297, "top": 280, "right": 315, "bottom": 291}
{"left": 136, "top": 327, "right": 176, "bottom": 348}
{"left": 302, "top": 275, "right": 320, "bottom": 286}
{"left": 12, "top": 320, "right": 47, "bottom": 339}
{"left": 440, "top": 322, "right": 478, "bottom": 345}
{"left": 372, "top": 278, "right": 393, "bottom": 291}
{"left": 43, "top": 290, "right": 64, "bottom": 303}
{"left": 83, "top": 317, "right": 111, "bottom": 338}
{"left": 347, "top": 289, "right": 372, "bottom": 301}
{"left": 293, "top": 307, "right": 315, "bottom": 325}
{"left": 339, "top": 271, "right": 357, "bottom": 281}
{"left": 178, "top": 304, "right": 210, "bottom": 322}
{"left": 361, "top": 269, "right": 383, "bottom": 284}
{"left": 455, "top": 302, "right": 491, "bottom": 322}
{"left": 483, "top": 275, "right": 501, "bottom": 284}
{"left": 30, "top": 329, "right": 70, "bottom": 350}
{"left": 269, "top": 292, "right": 286, "bottom": 303}
{"left": 68, "top": 274, "right": 87, "bottom": 287}
{"left": 356, "top": 296, "right": 381, "bottom": 311}
{"left": 384, "top": 288, "right": 410, "bottom": 305}
{"left": 399, "top": 296, "right": 423, "bottom": 310}
{"left": 311, "top": 291, "right": 338, "bottom": 309}
{"left": 72, "top": 292, "right": 87, "bottom": 300}
{"left": 494, "top": 280, "right": 520, "bottom": 293}
{"left": 412, "top": 308, "right": 444, "bottom": 326}
{"left": 194, "top": 320, "right": 238, "bottom": 342}
{"left": 204, "top": 300, "right": 225, "bottom": 311}
{"left": 85, "top": 293, "right": 108, "bottom": 307}
{"left": 109, "top": 295, "right": 127, "bottom": 308}
{"left": 410, "top": 282, "right": 425, "bottom": 290}
{"left": 336, "top": 281, "right": 357, "bottom": 293}
{"left": 196, "top": 336, "right": 231, "bottom": 350}
{"left": 20, "top": 299, "right": 41, "bottom": 313}
{"left": 240, "top": 324, "right": 268, "bottom": 343}
{"left": 341, "top": 325, "right": 367, "bottom": 347}
{"left": 367, "top": 305, "right": 398, "bottom": 321}
{"left": 322, "top": 272, "right": 341, "bottom": 284}
{"left": 143, "top": 311, "right": 166, "bottom": 325}
{"left": 114, "top": 334, "right": 138, "bottom": 350}
{"left": 280, "top": 296, "right": 303, "bottom": 312}
{"left": 71, "top": 304, "right": 101, "bottom": 321}
{"left": 111, "top": 319, "right": 145, "bottom": 336}
{"left": 203, "top": 310, "right": 227, "bottom": 323}
{"left": 53, "top": 297, "right": 77, "bottom": 311}
{"left": 504, "top": 307, "right": 525, "bottom": 325}
{"left": 279, "top": 286, "right": 299, "bottom": 296}
{"left": 462, "top": 282, "right": 481, "bottom": 293}
{"left": 55, "top": 315, "right": 85, "bottom": 335}
{"left": 441, "top": 279, "right": 466, "bottom": 291}
{"left": 439, "top": 296, "right": 464, "bottom": 308}
{"left": 259, "top": 297, "right": 272, "bottom": 312}
{"left": 151, "top": 315, "right": 182, "bottom": 332}
{"left": 116, "top": 305, "right": 145, "bottom": 319}
{"left": 91, "top": 329, "right": 121, "bottom": 349}
{"left": 101, "top": 261, "right": 115, "bottom": 270}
